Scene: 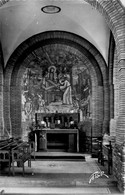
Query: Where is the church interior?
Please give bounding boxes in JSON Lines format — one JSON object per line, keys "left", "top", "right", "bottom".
{"left": 0, "top": 0, "right": 125, "bottom": 194}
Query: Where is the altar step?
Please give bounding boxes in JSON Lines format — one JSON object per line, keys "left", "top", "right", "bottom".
{"left": 32, "top": 152, "right": 85, "bottom": 161}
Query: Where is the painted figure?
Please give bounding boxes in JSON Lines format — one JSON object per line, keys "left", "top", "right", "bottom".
{"left": 60, "top": 74, "right": 72, "bottom": 105}
{"left": 48, "top": 66, "right": 57, "bottom": 83}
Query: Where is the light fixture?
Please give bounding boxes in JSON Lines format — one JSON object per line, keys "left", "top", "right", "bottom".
{"left": 41, "top": 5, "right": 61, "bottom": 14}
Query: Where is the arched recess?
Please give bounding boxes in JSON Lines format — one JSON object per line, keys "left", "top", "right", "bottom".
{"left": 4, "top": 31, "right": 108, "bottom": 138}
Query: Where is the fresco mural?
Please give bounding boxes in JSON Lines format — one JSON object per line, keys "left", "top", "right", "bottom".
{"left": 21, "top": 48, "right": 92, "bottom": 131}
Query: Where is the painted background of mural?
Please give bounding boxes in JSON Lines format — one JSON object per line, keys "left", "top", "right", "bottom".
{"left": 21, "top": 46, "right": 91, "bottom": 131}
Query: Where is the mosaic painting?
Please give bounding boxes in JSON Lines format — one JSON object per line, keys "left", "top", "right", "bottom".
{"left": 21, "top": 47, "right": 91, "bottom": 126}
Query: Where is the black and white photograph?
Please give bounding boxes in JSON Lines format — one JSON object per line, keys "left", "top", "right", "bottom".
{"left": 0, "top": 0, "right": 125, "bottom": 194}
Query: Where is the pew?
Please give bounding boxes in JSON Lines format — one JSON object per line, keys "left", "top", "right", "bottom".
{"left": 0, "top": 148, "right": 11, "bottom": 175}
{"left": 0, "top": 138, "right": 32, "bottom": 176}
{"left": 11, "top": 142, "right": 31, "bottom": 176}
{"left": 0, "top": 139, "right": 19, "bottom": 175}
{"left": 0, "top": 138, "right": 14, "bottom": 147}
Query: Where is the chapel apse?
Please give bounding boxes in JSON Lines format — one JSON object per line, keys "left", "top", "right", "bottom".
{"left": 21, "top": 45, "right": 92, "bottom": 132}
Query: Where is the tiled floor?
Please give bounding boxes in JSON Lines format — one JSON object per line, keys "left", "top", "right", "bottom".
{"left": 0, "top": 153, "right": 122, "bottom": 194}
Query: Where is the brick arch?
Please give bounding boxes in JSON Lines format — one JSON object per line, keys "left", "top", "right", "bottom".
{"left": 85, "top": 0, "right": 125, "bottom": 61}
{"left": 12, "top": 45, "right": 103, "bottom": 138}
{"left": 4, "top": 31, "right": 108, "bottom": 138}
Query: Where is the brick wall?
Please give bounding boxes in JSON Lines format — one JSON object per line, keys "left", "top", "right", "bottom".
{"left": 113, "top": 142, "right": 125, "bottom": 192}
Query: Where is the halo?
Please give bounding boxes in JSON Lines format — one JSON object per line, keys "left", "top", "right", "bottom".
{"left": 48, "top": 66, "right": 56, "bottom": 72}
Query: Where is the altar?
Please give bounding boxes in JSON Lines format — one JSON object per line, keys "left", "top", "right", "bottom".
{"left": 34, "top": 112, "right": 80, "bottom": 152}
{"left": 35, "top": 128, "right": 79, "bottom": 152}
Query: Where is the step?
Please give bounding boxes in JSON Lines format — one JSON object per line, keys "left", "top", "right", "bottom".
{"left": 31, "top": 152, "right": 85, "bottom": 161}
{"left": 2, "top": 187, "right": 112, "bottom": 194}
